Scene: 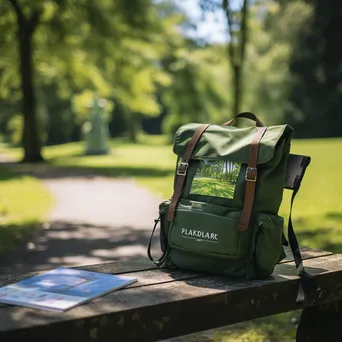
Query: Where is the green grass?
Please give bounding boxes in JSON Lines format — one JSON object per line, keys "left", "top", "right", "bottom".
{"left": 0, "top": 166, "right": 54, "bottom": 252}
{"left": 0, "top": 135, "right": 176, "bottom": 200}
{"left": 1, "top": 135, "right": 342, "bottom": 341}
{"left": 210, "top": 311, "right": 300, "bottom": 341}
{"left": 191, "top": 177, "right": 235, "bottom": 198}
{"left": 278, "top": 138, "right": 342, "bottom": 254}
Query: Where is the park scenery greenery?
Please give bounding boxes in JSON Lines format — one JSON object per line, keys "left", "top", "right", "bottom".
{"left": 1, "top": 0, "right": 341, "bottom": 340}
{"left": 1, "top": 135, "right": 342, "bottom": 340}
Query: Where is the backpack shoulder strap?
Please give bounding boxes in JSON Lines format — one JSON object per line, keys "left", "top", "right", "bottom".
{"left": 284, "top": 154, "right": 311, "bottom": 191}
{"left": 167, "top": 124, "right": 210, "bottom": 222}
{"left": 238, "top": 126, "right": 268, "bottom": 231}
{"left": 284, "top": 154, "right": 312, "bottom": 303}
{"left": 148, "top": 123, "right": 210, "bottom": 266}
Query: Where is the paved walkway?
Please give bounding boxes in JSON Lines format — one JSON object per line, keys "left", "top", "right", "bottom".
{"left": 0, "top": 172, "right": 164, "bottom": 276}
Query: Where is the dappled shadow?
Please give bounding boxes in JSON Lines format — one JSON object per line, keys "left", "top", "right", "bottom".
{"left": 0, "top": 220, "right": 162, "bottom": 276}
{"left": 296, "top": 226, "right": 342, "bottom": 254}
{"left": 44, "top": 165, "right": 173, "bottom": 179}
{"left": 0, "top": 160, "right": 173, "bottom": 180}
{"left": 325, "top": 211, "right": 342, "bottom": 221}
{"left": 0, "top": 221, "right": 41, "bottom": 255}
{"left": 0, "top": 163, "right": 27, "bottom": 181}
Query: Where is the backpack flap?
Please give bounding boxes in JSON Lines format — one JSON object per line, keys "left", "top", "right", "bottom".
{"left": 173, "top": 123, "right": 293, "bottom": 215}
{"left": 173, "top": 123, "right": 293, "bottom": 164}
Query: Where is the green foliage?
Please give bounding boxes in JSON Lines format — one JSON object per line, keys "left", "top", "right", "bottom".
{"left": 196, "top": 160, "right": 240, "bottom": 183}
{"left": 161, "top": 44, "right": 230, "bottom": 137}
{"left": 0, "top": 2, "right": 19, "bottom": 99}
{"left": 211, "top": 310, "right": 299, "bottom": 341}
{"left": 6, "top": 114, "right": 23, "bottom": 146}
{"left": 1, "top": 0, "right": 340, "bottom": 150}
{"left": 243, "top": 1, "right": 312, "bottom": 124}
{"left": 0, "top": 0, "right": 184, "bottom": 146}
{"left": 0, "top": 0, "right": 234, "bottom": 145}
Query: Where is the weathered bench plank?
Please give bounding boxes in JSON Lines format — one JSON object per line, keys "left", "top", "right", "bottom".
{"left": 1, "top": 253, "right": 342, "bottom": 342}
{"left": 0, "top": 246, "right": 331, "bottom": 287}
{"left": 0, "top": 259, "right": 157, "bottom": 285}
{"left": 281, "top": 246, "right": 332, "bottom": 263}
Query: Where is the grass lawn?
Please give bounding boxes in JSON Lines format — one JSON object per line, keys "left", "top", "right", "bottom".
{"left": 278, "top": 138, "right": 342, "bottom": 254}
{"left": 1, "top": 134, "right": 342, "bottom": 341}
{"left": 0, "top": 165, "right": 54, "bottom": 253}
{"left": 191, "top": 177, "right": 235, "bottom": 198}
{"left": 0, "top": 135, "right": 176, "bottom": 200}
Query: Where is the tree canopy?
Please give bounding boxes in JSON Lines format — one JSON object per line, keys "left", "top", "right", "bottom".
{"left": 0, "top": 0, "right": 341, "bottom": 161}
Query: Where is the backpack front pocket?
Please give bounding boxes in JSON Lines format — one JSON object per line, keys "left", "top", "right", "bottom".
{"left": 168, "top": 207, "right": 249, "bottom": 259}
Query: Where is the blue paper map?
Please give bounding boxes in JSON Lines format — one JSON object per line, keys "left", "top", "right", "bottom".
{"left": 0, "top": 267, "right": 137, "bottom": 312}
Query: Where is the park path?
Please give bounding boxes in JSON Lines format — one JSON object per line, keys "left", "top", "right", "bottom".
{"left": 0, "top": 170, "right": 164, "bottom": 276}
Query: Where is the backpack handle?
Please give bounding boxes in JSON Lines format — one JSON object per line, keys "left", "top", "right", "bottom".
{"left": 223, "top": 112, "right": 264, "bottom": 127}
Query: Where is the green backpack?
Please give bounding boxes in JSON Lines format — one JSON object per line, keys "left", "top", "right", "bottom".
{"left": 148, "top": 112, "right": 311, "bottom": 303}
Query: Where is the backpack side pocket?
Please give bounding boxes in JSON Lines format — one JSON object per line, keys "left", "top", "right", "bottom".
{"left": 254, "top": 213, "right": 284, "bottom": 277}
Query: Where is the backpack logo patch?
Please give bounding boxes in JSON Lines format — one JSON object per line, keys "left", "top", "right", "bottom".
{"left": 181, "top": 228, "right": 218, "bottom": 243}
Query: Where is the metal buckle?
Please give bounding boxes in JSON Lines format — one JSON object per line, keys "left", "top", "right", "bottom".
{"left": 245, "top": 167, "right": 258, "bottom": 182}
{"left": 177, "top": 162, "right": 189, "bottom": 176}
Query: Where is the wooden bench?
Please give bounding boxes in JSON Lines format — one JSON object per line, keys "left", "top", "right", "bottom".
{"left": 2, "top": 154, "right": 341, "bottom": 341}
{"left": 1, "top": 246, "right": 342, "bottom": 342}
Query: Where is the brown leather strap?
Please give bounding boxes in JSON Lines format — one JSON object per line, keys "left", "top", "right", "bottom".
{"left": 223, "top": 112, "right": 264, "bottom": 127}
{"left": 167, "top": 124, "right": 210, "bottom": 222}
{"left": 238, "top": 126, "right": 267, "bottom": 231}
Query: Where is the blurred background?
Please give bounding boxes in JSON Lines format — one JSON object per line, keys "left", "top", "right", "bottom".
{"left": 0, "top": 0, "right": 341, "bottom": 340}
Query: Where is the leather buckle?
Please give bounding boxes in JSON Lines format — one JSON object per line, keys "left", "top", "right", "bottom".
{"left": 245, "top": 167, "right": 257, "bottom": 182}
{"left": 177, "top": 162, "right": 189, "bottom": 176}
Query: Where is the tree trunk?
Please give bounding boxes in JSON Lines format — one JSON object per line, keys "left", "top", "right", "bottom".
{"left": 127, "top": 113, "right": 138, "bottom": 143}
{"left": 17, "top": 17, "right": 43, "bottom": 162}
{"left": 232, "top": 65, "right": 241, "bottom": 116}
{"left": 223, "top": 0, "right": 249, "bottom": 117}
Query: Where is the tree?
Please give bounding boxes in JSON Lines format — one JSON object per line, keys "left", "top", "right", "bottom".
{"left": 6, "top": 0, "right": 43, "bottom": 162}
{"left": 200, "top": 0, "right": 250, "bottom": 115}
{"left": 242, "top": 1, "right": 312, "bottom": 124}
{"left": 1, "top": 0, "right": 177, "bottom": 156}
{"left": 222, "top": 0, "right": 249, "bottom": 116}
{"left": 161, "top": 43, "right": 229, "bottom": 138}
